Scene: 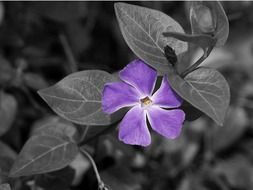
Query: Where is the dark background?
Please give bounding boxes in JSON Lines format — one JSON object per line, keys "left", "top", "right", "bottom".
{"left": 1, "top": 2, "right": 253, "bottom": 190}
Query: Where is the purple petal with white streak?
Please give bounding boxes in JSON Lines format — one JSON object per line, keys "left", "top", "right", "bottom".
{"left": 147, "top": 106, "right": 185, "bottom": 139}
{"left": 119, "top": 59, "right": 157, "bottom": 96}
{"left": 119, "top": 106, "right": 151, "bottom": 146}
{"left": 152, "top": 76, "right": 182, "bottom": 108}
{"left": 102, "top": 82, "right": 139, "bottom": 114}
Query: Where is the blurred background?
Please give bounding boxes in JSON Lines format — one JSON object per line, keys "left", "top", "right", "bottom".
{"left": 1, "top": 1, "right": 253, "bottom": 190}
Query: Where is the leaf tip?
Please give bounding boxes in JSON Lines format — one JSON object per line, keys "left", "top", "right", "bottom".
{"left": 114, "top": 2, "right": 122, "bottom": 12}
{"left": 37, "top": 88, "right": 45, "bottom": 97}
{"left": 37, "top": 88, "right": 50, "bottom": 102}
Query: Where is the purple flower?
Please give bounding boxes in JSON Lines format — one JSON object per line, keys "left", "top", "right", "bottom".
{"left": 102, "top": 59, "right": 185, "bottom": 146}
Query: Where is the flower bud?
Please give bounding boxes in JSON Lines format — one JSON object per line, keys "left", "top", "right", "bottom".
{"left": 164, "top": 45, "right": 177, "bottom": 66}
{"left": 190, "top": 4, "right": 216, "bottom": 34}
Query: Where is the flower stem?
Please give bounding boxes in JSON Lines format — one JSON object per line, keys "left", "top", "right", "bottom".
{"left": 78, "top": 125, "right": 90, "bottom": 143}
{"left": 181, "top": 46, "right": 213, "bottom": 78}
{"left": 80, "top": 147, "right": 107, "bottom": 190}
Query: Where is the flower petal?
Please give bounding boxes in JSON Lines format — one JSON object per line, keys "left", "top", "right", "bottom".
{"left": 147, "top": 106, "right": 185, "bottom": 139}
{"left": 119, "top": 106, "right": 151, "bottom": 146}
{"left": 152, "top": 76, "right": 182, "bottom": 108}
{"left": 119, "top": 59, "right": 157, "bottom": 96}
{"left": 102, "top": 82, "right": 139, "bottom": 114}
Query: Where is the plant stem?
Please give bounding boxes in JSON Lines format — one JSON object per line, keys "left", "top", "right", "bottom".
{"left": 181, "top": 46, "right": 213, "bottom": 78}
{"left": 80, "top": 147, "right": 106, "bottom": 190}
{"left": 79, "top": 125, "right": 90, "bottom": 143}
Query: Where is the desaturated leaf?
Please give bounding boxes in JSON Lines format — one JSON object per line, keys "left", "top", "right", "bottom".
{"left": 189, "top": 1, "right": 229, "bottom": 46}
{"left": 38, "top": 70, "right": 117, "bottom": 126}
{"left": 0, "top": 184, "right": 11, "bottom": 190}
{"left": 0, "top": 92, "right": 17, "bottom": 136}
{"left": 31, "top": 116, "right": 79, "bottom": 143}
{"left": 167, "top": 67, "right": 230, "bottom": 125}
{"left": 114, "top": 2, "right": 188, "bottom": 74}
{"left": 9, "top": 135, "right": 78, "bottom": 177}
{"left": 207, "top": 106, "right": 248, "bottom": 153}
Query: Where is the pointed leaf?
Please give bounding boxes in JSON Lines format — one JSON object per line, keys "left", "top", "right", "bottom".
{"left": 38, "top": 70, "right": 117, "bottom": 126}
{"left": 31, "top": 116, "right": 79, "bottom": 143}
{"left": 9, "top": 135, "right": 78, "bottom": 177}
{"left": 167, "top": 67, "right": 230, "bottom": 125}
{"left": 114, "top": 2, "right": 187, "bottom": 74}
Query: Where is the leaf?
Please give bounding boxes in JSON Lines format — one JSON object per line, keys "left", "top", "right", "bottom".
{"left": 167, "top": 67, "right": 230, "bottom": 125}
{"left": 114, "top": 2, "right": 188, "bottom": 74}
{"left": 0, "top": 184, "right": 11, "bottom": 190}
{"left": 31, "top": 116, "right": 80, "bottom": 143}
{"left": 0, "top": 92, "right": 17, "bottom": 136}
{"left": 189, "top": 1, "right": 229, "bottom": 47}
{"left": 38, "top": 70, "right": 117, "bottom": 126}
{"left": 9, "top": 135, "right": 78, "bottom": 177}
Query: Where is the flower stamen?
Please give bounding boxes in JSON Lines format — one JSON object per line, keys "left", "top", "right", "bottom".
{"left": 140, "top": 96, "right": 152, "bottom": 107}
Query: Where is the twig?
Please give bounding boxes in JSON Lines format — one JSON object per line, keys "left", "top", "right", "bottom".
{"left": 80, "top": 147, "right": 107, "bottom": 190}
{"left": 181, "top": 46, "right": 213, "bottom": 78}
{"left": 79, "top": 125, "right": 90, "bottom": 143}
{"left": 59, "top": 34, "right": 78, "bottom": 73}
